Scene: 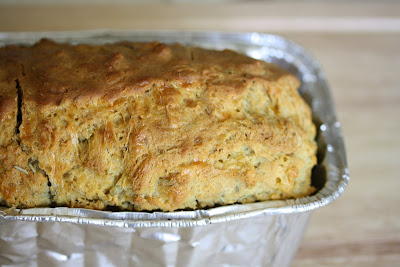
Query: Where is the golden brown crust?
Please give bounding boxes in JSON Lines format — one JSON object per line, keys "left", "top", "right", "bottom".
{"left": 0, "top": 39, "right": 317, "bottom": 211}
{"left": 0, "top": 145, "right": 50, "bottom": 207}
{"left": 0, "top": 47, "right": 22, "bottom": 148}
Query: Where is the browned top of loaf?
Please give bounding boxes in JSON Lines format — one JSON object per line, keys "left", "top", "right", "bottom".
{"left": 3, "top": 39, "right": 286, "bottom": 109}
{"left": 0, "top": 47, "right": 19, "bottom": 120}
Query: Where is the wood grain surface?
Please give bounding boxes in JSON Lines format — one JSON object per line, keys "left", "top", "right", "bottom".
{"left": 0, "top": 2, "right": 399, "bottom": 266}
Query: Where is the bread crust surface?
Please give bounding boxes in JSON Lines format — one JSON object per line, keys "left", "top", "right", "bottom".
{"left": 0, "top": 39, "right": 316, "bottom": 211}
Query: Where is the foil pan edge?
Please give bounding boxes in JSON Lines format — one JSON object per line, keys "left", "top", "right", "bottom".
{"left": 0, "top": 30, "right": 349, "bottom": 228}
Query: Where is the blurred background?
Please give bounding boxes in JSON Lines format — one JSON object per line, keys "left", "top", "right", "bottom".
{"left": 0, "top": 0, "right": 399, "bottom": 266}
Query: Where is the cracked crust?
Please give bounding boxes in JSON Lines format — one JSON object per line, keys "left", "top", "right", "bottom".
{"left": 0, "top": 39, "right": 317, "bottom": 211}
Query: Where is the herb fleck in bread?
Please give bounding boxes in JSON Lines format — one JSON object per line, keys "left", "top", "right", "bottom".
{"left": 0, "top": 39, "right": 317, "bottom": 211}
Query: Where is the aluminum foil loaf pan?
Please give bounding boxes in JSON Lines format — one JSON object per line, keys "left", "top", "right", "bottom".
{"left": 0, "top": 30, "right": 349, "bottom": 267}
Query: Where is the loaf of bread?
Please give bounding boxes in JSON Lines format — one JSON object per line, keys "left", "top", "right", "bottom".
{"left": 0, "top": 39, "right": 317, "bottom": 211}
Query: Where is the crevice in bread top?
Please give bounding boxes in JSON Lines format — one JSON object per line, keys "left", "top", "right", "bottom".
{"left": 0, "top": 39, "right": 317, "bottom": 211}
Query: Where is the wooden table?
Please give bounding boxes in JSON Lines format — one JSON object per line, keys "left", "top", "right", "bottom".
{"left": 1, "top": 2, "right": 399, "bottom": 266}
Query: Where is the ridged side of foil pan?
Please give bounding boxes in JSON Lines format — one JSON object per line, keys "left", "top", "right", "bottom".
{"left": 0, "top": 30, "right": 349, "bottom": 228}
